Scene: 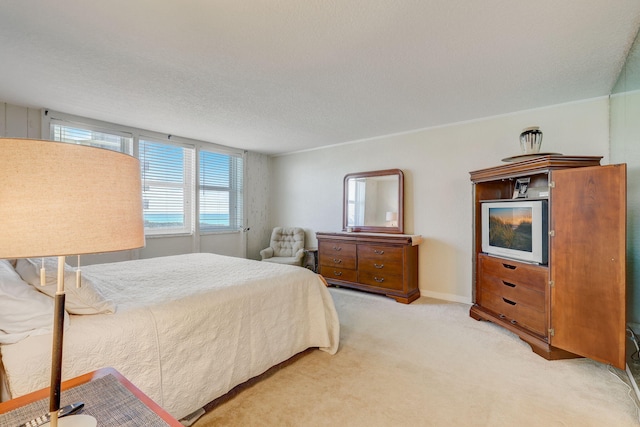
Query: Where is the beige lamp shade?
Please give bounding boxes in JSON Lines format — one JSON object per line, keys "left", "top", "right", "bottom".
{"left": 0, "top": 138, "right": 145, "bottom": 258}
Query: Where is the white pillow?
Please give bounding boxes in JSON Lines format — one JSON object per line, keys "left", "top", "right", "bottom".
{"left": 15, "top": 258, "right": 116, "bottom": 315}
{"left": 0, "top": 259, "right": 68, "bottom": 344}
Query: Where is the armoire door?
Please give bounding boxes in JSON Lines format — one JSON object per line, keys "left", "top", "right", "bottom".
{"left": 549, "top": 164, "right": 627, "bottom": 369}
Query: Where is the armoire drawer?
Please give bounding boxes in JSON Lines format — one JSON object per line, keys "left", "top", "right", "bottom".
{"left": 478, "top": 273, "right": 545, "bottom": 310}
{"left": 318, "top": 241, "right": 356, "bottom": 269}
{"left": 478, "top": 254, "right": 547, "bottom": 293}
{"left": 479, "top": 290, "right": 546, "bottom": 336}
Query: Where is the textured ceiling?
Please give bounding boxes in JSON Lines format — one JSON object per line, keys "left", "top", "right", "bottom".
{"left": 1, "top": 1, "right": 639, "bottom": 154}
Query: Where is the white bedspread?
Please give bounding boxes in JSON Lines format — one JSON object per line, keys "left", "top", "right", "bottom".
{"left": 0, "top": 253, "right": 339, "bottom": 419}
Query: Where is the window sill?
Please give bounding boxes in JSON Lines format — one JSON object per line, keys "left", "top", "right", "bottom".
{"left": 199, "top": 229, "right": 241, "bottom": 236}
{"left": 145, "top": 233, "right": 194, "bottom": 239}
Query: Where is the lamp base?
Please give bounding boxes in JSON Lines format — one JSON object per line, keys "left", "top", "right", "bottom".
{"left": 42, "top": 414, "right": 97, "bottom": 427}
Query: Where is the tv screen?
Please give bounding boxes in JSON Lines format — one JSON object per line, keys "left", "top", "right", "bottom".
{"left": 488, "top": 206, "right": 533, "bottom": 252}
{"left": 481, "top": 200, "right": 547, "bottom": 264}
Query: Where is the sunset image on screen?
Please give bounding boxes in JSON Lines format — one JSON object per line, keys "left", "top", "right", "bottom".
{"left": 488, "top": 207, "right": 533, "bottom": 251}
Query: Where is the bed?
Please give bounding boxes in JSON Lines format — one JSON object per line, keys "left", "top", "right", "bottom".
{"left": 0, "top": 253, "right": 340, "bottom": 420}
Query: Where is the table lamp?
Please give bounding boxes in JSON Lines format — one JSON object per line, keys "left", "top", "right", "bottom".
{"left": 385, "top": 211, "right": 398, "bottom": 227}
{"left": 0, "top": 138, "right": 145, "bottom": 426}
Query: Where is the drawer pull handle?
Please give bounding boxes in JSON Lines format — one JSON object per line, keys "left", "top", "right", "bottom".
{"left": 333, "top": 258, "right": 342, "bottom": 264}
{"left": 510, "top": 319, "right": 518, "bottom": 325}
{"left": 499, "top": 314, "right": 506, "bottom": 319}
{"left": 333, "top": 271, "right": 343, "bottom": 277}
{"left": 374, "top": 263, "right": 384, "bottom": 269}
{"left": 502, "top": 298, "right": 516, "bottom": 306}
{"left": 374, "top": 276, "right": 385, "bottom": 283}
{"left": 373, "top": 249, "right": 385, "bottom": 255}
{"left": 502, "top": 263, "right": 517, "bottom": 270}
{"left": 332, "top": 246, "right": 342, "bottom": 251}
{"left": 502, "top": 281, "right": 516, "bottom": 288}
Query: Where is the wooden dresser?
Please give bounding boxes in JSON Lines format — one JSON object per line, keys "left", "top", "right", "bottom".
{"left": 316, "top": 232, "right": 421, "bottom": 303}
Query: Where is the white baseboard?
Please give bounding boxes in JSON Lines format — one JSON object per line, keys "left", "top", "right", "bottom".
{"left": 626, "top": 364, "right": 640, "bottom": 401}
{"left": 419, "top": 289, "right": 472, "bottom": 305}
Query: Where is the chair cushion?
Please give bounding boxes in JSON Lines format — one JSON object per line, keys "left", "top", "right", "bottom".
{"left": 270, "top": 227, "right": 305, "bottom": 257}
{"left": 262, "top": 256, "right": 302, "bottom": 266}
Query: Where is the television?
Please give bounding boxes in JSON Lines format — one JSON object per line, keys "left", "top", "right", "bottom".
{"left": 481, "top": 199, "right": 548, "bottom": 264}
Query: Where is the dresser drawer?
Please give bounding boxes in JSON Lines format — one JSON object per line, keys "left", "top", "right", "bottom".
{"left": 358, "top": 245, "right": 403, "bottom": 276}
{"left": 358, "top": 244, "right": 403, "bottom": 259}
{"left": 478, "top": 254, "right": 547, "bottom": 293}
{"left": 319, "top": 241, "right": 356, "bottom": 269}
{"left": 358, "top": 270, "right": 403, "bottom": 291}
{"left": 357, "top": 244, "right": 404, "bottom": 290}
{"left": 479, "top": 289, "right": 546, "bottom": 336}
{"left": 358, "top": 244, "right": 402, "bottom": 263}
{"left": 319, "top": 265, "right": 357, "bottom": 282}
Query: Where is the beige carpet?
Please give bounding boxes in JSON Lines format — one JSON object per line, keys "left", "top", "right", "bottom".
{"left": 194, "top": 287, "right": 639, "bottom": 426}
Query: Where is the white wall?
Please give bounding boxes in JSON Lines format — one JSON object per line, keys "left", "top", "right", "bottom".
{"left": 611, "top": 25, "right": 640, "bottom": 324}
{"left": 245, "top": 150, "right": 272, "bottom": 260}
{"left": 0, "top": 103, "right": 41, "bottom": 137}
{"left": 612, "top": 91, "right": 640, "bottom": 323}
{"left": 612, "top": 91, "right": 640, "bottom": 324}
{"left": 270, "top": 98, "right": 610, "bottom": 303}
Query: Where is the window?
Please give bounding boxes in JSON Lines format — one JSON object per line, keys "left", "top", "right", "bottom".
{"left": 199, "top": 150, "right": 244, "bottom": 232}
{"left": 347, "top": 178, "right": 366, "bottom": 226}
{"left": 48, "top": 111, "right": 244, "bottom": 237}
{"left": 140, "top": 139, "right": 194, "bottom": 235}
{"left": 50, "top": 120, "right": 133, "bottom": 154}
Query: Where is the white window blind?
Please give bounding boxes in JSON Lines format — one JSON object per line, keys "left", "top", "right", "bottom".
{"left": 50, "top": 121, "right": 133, "bottom": 154}
{"left": 199, "top": 150, "right": 244, "bottom": 232}
{"left": 140, "top": 139, "right": 195, "bottom": 235}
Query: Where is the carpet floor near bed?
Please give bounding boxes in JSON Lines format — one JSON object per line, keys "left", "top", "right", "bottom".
{"left": 193, "top": 287, "right": 639, "bottom": 426}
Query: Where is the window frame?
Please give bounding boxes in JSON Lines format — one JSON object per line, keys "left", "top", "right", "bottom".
{"left": 139, "top": 137, "right": 196, "bottom": 236}
{"left": 49, "top": 118, "right": 134, "bottom": 154}
{"left": 198, "top": 149, "right": 244, "bottom": 234}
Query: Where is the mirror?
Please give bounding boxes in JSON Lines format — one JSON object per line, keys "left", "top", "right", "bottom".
{"left": 343, "top": 169, "right": 404, "bottom": 234}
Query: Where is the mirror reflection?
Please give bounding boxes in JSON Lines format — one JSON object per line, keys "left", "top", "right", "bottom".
{"left": 343, "top": 169, "right": 404, "bottom": 234}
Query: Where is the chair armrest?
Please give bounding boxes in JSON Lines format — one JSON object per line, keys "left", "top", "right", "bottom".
{"left": 260, "top": 247, "right": 274, "bottom": 259}
{"left": 294, "top": 248, "right": 305, "bottom": 261}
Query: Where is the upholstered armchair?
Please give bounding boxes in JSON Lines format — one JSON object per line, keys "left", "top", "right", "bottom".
{"left": 260, "top": 227, "right": 305, "bottom": 266}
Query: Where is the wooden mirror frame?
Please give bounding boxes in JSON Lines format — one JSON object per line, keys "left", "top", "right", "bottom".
{"left": 343, "top": 169, "right": 404, "bottom": 234}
